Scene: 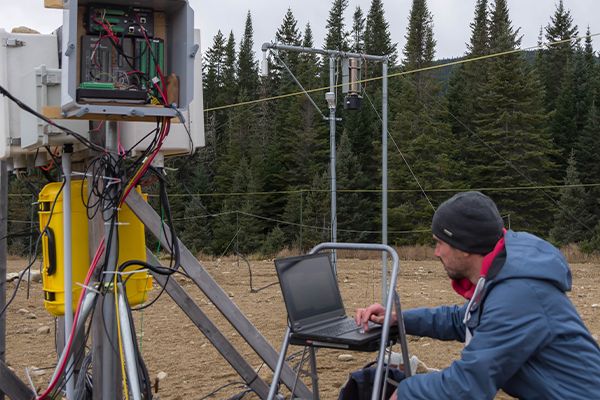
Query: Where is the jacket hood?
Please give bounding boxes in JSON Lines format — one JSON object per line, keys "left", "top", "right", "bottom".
{"left": 494, "top": 230, "right": 571, "bottom": 292}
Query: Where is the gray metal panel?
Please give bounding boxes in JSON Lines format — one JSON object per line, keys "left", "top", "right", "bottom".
{"left": 62, "top": 0, "right": 194, "bottom": 118}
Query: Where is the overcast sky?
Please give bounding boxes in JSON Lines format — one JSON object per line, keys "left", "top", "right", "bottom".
{"left": 1, "top": 0, "right": 597, "bottom": 60}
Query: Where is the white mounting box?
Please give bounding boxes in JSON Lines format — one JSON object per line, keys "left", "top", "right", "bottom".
{"left": 0, "top": 29, "right": 89, "bottom": 167}
{"left": 60, "top": 0, "right": 196, "bottom": 119}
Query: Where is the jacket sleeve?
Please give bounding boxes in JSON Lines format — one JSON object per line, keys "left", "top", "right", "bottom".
{"left": 403, "top": 303, "right": 468, "bottom": 341}
{"left": 398, "top": 280, "right": 552, "bottom": 400}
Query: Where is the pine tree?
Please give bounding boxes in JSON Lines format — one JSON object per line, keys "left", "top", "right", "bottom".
{"left": 364, "top": 0, "right": 397, "bottom": 64}
{"left": 388, "top": 0, "right": 462, "bottom": 244}
{"left": 323, "top": 0, "right": 349, "bottom": 52}
{"left": 447, "top": 0, "right": 489, "bottom": 155}
{"left": 203, "top": 30, "right": 226, "bottom": 108}
{"left": 537, "top": 0, "right": 579, "bottom": 112}
{"left": 336, "top": 131, "right": 372, "bottom": 242}
{"left": 350, "top": 6, "right": 366, "bottom": 53}
{"left": 550, "top": 151, "right": 593, "bottom": 245}
{"left": 237, "top": 11, "right": 259, "bottom": 99}
{"left": 471, "top": 0, "right": 558, "bottom": 235}
{"left": 551, "top": 58, "right": 578, "bottom": 154}
{"left": 575, "top": 103, "right": 600, "bottom": 229}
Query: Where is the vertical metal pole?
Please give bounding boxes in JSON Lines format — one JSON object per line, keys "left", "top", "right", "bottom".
{"left": 62, "top": 144, "right": 75, "bottom": 399}
{"left": 381, "top": 61, "right": 389, "bottom": 303}
{"left": 329, "top": 55, "right": 337, "bottom": 271}
{"left": 0, "top": 160, "right": 8, "bottom": 400}
{"left": 101, "top": 121, "right": 120, "bottom": 398}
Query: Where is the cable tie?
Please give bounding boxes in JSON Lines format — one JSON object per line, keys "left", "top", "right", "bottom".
{"left": 75, "top": 282, "right": 102, "bottom": 295}
{"left": 103, "top": 222, "right": 130, "bottom": 226}
{"left": 102, "top": 269, "right": 148, "bottom": 276}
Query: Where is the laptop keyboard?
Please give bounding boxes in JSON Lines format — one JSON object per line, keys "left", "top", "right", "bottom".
{"left": 311, "top": 319, "right": 360, "bottom": 336}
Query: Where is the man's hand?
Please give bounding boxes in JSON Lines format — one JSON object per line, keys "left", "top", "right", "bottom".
{"left": 390, "top": 389, "right": 398, "bottom": 400}
{"left": 355, "top": 303, "right": 396, "bottom": 331}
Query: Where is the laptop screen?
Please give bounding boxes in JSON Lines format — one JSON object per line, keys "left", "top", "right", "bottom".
{"left": 275, "top": 253, "right": 345, "bottom": 326}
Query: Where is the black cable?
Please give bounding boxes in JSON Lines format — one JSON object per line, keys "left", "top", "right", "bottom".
{"left": 198, "top": 382, "right": 249, "bottom": 400}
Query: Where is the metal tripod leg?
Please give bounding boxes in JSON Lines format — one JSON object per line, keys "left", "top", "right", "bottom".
{"left": 268, "top": 327, "right": 292, "bottom": 400}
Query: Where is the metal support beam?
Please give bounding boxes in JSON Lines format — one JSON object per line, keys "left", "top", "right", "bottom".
{"left": 125, "top": 191, "right": 312, "bottom": 398}
{"left": 381, "top": 61, "right": 389, "bottom": 302}
{"left": 146, "top": 250, "right": 271, "bottom": 399}
{"left": 0, "top": 361, "right": 35, "bottom": 400}
{"left": 0, "top": 160, "right": 7, "bottom": 400}
{"left": 328, "top": 55, "right": 337, "bottom": 270}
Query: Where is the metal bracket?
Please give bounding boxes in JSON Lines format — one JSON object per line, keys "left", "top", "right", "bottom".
{"left": 6, "top": 38, "right": 25, "bottom": 47}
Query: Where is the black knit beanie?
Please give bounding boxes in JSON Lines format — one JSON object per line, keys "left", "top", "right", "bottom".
{"left": 431, "top": 191, "right": 504, "bottom": 254}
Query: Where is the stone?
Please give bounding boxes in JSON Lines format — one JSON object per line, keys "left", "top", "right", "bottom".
{"left": 337, "top": 354, "right": 354, "bottom": 362}
{"left": 26, "top": 313, "right": 37, "bottom": 319}
{"left": 29, "top": 270, "right": 42, "bottom": 283}
{"left": 37, "top": 326, "right": 51, "bottom": 335}
{"left": 6, "top": 272, "right": 19, "bottom": 282}
{"left": 29, "top": 366, "right": 46, "bottom": 377}
{"left": 17, "top": 308, "right": 30, "bottom": 315}
{"left": 156, "top": 371, "right": 168, "bottom": 381}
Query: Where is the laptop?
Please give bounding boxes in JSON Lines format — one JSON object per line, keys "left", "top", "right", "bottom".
{"left": 274, "top": 253, "right": 395, "bottom": 350}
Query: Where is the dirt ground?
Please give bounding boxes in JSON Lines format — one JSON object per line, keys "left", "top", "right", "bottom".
{"left": 4, "top": 254, "right": 600, "bottom": 399}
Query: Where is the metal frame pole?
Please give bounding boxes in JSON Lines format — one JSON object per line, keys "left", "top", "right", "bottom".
{"left": 61, "top": 144, "right": 75, "bottom": 399}
{"left": 329, "top": 55, "right": 337, "bottom": 270}
{"left": 100, "top": 121, "right": 119, "bottom": 398}
{"left": 381, "top": 61, "right": 389, "bottom": 303}
{"left": 0, "top": 160, "right": 8, "bottom": 400}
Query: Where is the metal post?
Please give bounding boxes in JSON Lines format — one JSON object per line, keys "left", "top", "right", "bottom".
{"left": 329, "top": 55, "right": 337, "bottom": 271}
{"left": 100, "top": 121, "right": 120, "bottom": 398}
{"left": 0, "top": 160, "right": 8, "bottom": 400}
{"left": 381, "top": 61, "right": 389, "bottom": 303}
{"left": 61, "top": 144, "right": 75, "bottom": 399}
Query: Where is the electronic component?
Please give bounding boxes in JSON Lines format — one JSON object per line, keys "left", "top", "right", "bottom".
{"left": 135, "top": 37, "right": 164, "bottom": 95}
{"left": 87, "top": 5, "right": 154, "bottom": 38}
{"left": 79, "top": 34, "right": 146, "bottom": 103}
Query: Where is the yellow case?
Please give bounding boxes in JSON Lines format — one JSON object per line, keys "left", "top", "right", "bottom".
{"left": 39, "top": 181, "right": 152, "bottom": 316}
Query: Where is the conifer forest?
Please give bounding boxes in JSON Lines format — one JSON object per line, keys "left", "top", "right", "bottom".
{"left": 8, "top": 0, "right": 600, "bottom": 256}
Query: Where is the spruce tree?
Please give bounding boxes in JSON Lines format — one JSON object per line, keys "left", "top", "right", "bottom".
{"left": 471, "top": 0, "right": 557, "bottom": 235}
{"left": 237, "top": 11, "right": 259, "bottom": 99}
{"left": 537, "top": 0, "right": 578, "bottom": 112}
{"left": 575, "top": 103, "right": 600, "bottom": 228}
{"left": 447, "top": 0, "right": 489, "bottom": 155}
{"left": 364, "top": 0, "right": 397, "bottom": 64}
{"left": 550, "top": 151, "right": 593, "bottom": 245}
{"left": 336, "top": 131, "right": 372, "bottom": 242}
{"left": 388, "top": 0, "right": 461, "bottom": 244}
{"left": 350, "top": 6, "right": 366, "bottom": 53}
{"left": 323, "top": 0, "right": 349, "bottom": 52}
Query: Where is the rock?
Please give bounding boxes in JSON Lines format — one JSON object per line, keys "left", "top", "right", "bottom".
{"left": 37, "top": 326, "right": 51, "bottom": 335}
{"left": 228, "top": 292, "right": 234, "bottom": 298}
{"left": 11, "top": 26, "right": 40, "bottom": 34}
{"left": 29, "top": 270, "right": 42, "bottom": 283}
{"left": 6, "top": 272, "right": 19, "bottom": 282}
{"left": 26, "top": 313, "right": 37, "bottom": 320}
{"left": 593, "top": 334, "right": 598, "bottom": 341}
{"left": 29, "top": 366, "right": 46, "bottom": 377}
{"left": 591, "top": 304, "right": 599, "bottom": 308}
{"left": 337, "top": 354, "right": 354, "bottom": 362}
{"left": 17, "top": 308, "right": 30, "bottom": 315}
{"left": 156, "top": 371, "right": 168, "bottom": 381}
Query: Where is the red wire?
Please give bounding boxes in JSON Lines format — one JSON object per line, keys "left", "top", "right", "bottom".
{"left": 37, "top": 239, "right": 106, "bottom": 399}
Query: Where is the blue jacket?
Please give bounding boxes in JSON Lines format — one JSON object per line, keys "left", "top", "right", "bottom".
{"left": 398, "top": 231, "right": 600, "bottom": 399}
